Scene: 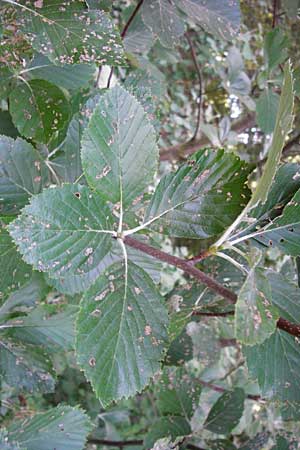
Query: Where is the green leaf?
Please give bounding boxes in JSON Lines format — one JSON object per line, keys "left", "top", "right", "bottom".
{"left": 0, "top": 135, "right": 50, "bottom": 215}
{"left": 9, "top": 304, "right": 77, "bottom": 351}
{"left": 0, "top": 65, "right": 14, "bottom": 100}
{"left": 156, "top": 367, "right": 201, "bottom": 418}
{"left": 204, "top": 388, "right": 245, "bottom": 434}
{"left": 235, "top": 267, "right": 279, "bottom": 345}
{"left": 123, "top": 6, "right": 155, "bottom": 55}
{"left": 76, "top": 261, "right": 168, "bottom": 406}
{"left": 176, "top": 0, "right": 241, "bottom": 41}
{"left": 256, "top": 88, "right": 280, "bottom": 134}
{"left": 282, "top": 0, "right": 300, "bottom": 19}
{"left": 142, "top": 0, "right": 185, "bottom": 49}
{"left": 52, "top": 115, "right": 84, "bottom": 183}
{"left": 9, "top": 79, "right": 70, "bottom": 144}
{"left": 0, "top": 226, "right": 32, "bottom": 298}
{"left": 0, "top": 338, "right": 55, "bottom": 393}
{"left": 207, "top": 440, "right": 237, "bottom": 450}
{"left": 239, "top": 432, "right": 270, "bottom": 450}
{"left": 144, "top": 149, "right": 250, "bottom": 239}
{"left": 0, "top": 430, "right": 25, "bottom": 450}
{"left": 271, "top": 436, "right": 298, "bottom": 450}
{"left": 244, "top": 329, "right": 300, "bottom": 404}
{"left": 9, "top": 184, "right": 114, "bottom": 278}
{"left": 253, "top": 188, "right": 300, "bottom": 256}
{"left": 264, "top": 28, "right": 289, "bottom": 72}
{"left": 7, "top": 405, "right": 92, "bottom": 450}
{"left": 144, "top": 416, "right": 191, "bottom": 449}
{"left": 249, "top": 61, "right": 294, "bottom": 207}
{"left": 81, "top": 85, "right": 158, "bottom": 211}
{"left": 0, "top": 111, "right": 19, "bottom": 138}
{"left": 0, "top": 272, "right": 49, "bottom": 317}
{"left": 165, "top": 331, "right": 193, "bottom": 365}
{"left": 47, "top": 234, "right": 162, "bottom": 294}
{"left": 15, "top": 0, "right": 125, "bottom": 66}
{"left": 26, "top": 54, "right": 96, "bottom": 91}
{"left": 267, "top": 271, "right": 300, "bottom": 322}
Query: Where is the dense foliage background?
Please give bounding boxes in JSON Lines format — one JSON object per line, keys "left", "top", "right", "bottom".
{"left": 1, "top": 0, "right": 300, "bottom": 449}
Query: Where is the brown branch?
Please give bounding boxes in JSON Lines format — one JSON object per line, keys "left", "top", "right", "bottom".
{"left": 160, "top": 113, "right": 256, "bottom": 161}
{"left": 185, "top": 30, "right": 203, "bottom": 142}
{"left": 88, "top": 438, "right": 143, "bottom": 447}
{"left": 123, "top": 236, "right": 300, "bottom": 338}
{"left": 198, "top": 380, "right": 261, "bottom": 401}
{"left": 124, "top": 236, "right": 237, "bottom": 303}
{"left": 193, "top": 311, "right": 234, "bottom": 317}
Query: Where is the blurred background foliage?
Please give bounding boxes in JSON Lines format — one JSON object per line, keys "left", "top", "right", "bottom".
{"left": 1, "top": 0, "right": 300, "bottom": 449}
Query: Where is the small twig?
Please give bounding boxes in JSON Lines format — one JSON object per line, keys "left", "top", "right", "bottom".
{"left": 272, "top": 0, "right": 278, "bottom": 28}
{"left": 88, "top": 438, "right": 143, "bottom": 447}
{"left": 106, "top": 0, "right": 144, "bottom": 88}
{"left": 192, "top": 311, "right": 234, "bottom": 317}
{"left": 185, "top": 30, "right": 203, "bottom": 142}
{"left": 198, "top": 380, "right": 261, "bottom": 401}
{"left": 95, "top": 65, "right": 102, "bottom": 88}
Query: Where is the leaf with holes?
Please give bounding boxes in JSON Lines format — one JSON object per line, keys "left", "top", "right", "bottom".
{"left": 9, "top": 79, "right": 70, "bottom": 144}
{"left": 9, "top": 184, "right": 114, "bottom": 278}
{"left": 0, "top": 135, "right": 50, "bottom": 215}
{"left": 142, "top": 0, "right": 185, "bottom": 49}
{"left": 235, "top": 267, "right": 279, "bottom": 345}
{"left": 176, "top": 0, "right": 241, "bottom": 41}
{"left": 0, "top": 338, "right": 55, "bottom": 393}
{"left": 81, "top": 85, "right": 158, "bottom": 213}
{"left": 143, "top": 148, "right": 250, "bottom": 239}
{"left": 144, "top": 416, "right": 191, "bottom": 449}
{"left": 253, "top": 188, "right": 300, "bottom": 256}
{"left": 14, "top": 0, "right": 125, "bottom": 66}
{"left": 7, "top": 406, "right": 92, "bottom": 450}
{"left": 76, "top": 260, "right": 168, "bottom": 406}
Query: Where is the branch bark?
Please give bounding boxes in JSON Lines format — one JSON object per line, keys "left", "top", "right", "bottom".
{"left": 123, "top": 236, "right": 300, "bottom": 338}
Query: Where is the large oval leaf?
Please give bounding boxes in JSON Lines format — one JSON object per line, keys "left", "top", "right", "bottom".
{"left": 81, "top": 85, "right": 158, "bottom": 213}
{"left": 143, "top": 149, "right": 250, "bottom": 239}
{"left": 76, "top": 260, "right": 168, "bottom": 406}
{"left": 9, "top": 184, "right": 114, "bottom": 278}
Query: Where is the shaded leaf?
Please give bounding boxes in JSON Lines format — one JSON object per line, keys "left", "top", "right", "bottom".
{"left": 142, "top": 0, "right": 185, "bottom": 49}
{"left": 264, "top": 28, "right": 289, "bottom": 72}
{"left": 0, "top": 135, "right": 50, "bottom": 215}
{"left": 176, "top": 0, "right": 240, "bottom": 41}
{"left": 0, "top": 111, "right": 19, "bottom": 138}
{"left": 9, "top": 304, "right": 77, "bottom": 351}
{"left": 204, "top": 388, "right": 245, "bottom": 434}
{"left": 26, "top": 54, "right": 96, "bottom": 91}
{"left": 144, "top": 416, "right": 191, "bottom": 449}
{"left": 52, "top": 115, "right": 85, "bottom": 183}
{"left": 256, "top": 88, "right": 280, "bottom": 134}
{"left": 0, "top": 226, "right": 32, "bottom": 298}
{"left": 76, "top": 261, "right": 168, "bottom": 406}
{"left": 244, "top": 329, "right": 300, "bottom": 404}
{"left": 7, "top": 405, "right": 92, "bottom": 450}
{"left": 0, "top": 338, "right": 55, "bottom": 393}
{"left": 81, "top": 85, "right": 158, "bottom": 211}
{"left": 144, "top": 149, "right": 250, "bottom": 239}
{"left": 156, "top": 367, "right": 201, "bottom": 418}
{"left": 123, "top": 5, "right": 155, "bottom": 55}
{"left": 235, "top": 267, "right": 279, "bottom": 345}
{"left": 9, "top": 79, "right": 70, "bottom": 144}
{"left": 9, "top": 184, "right": 114, "bottom": 278}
